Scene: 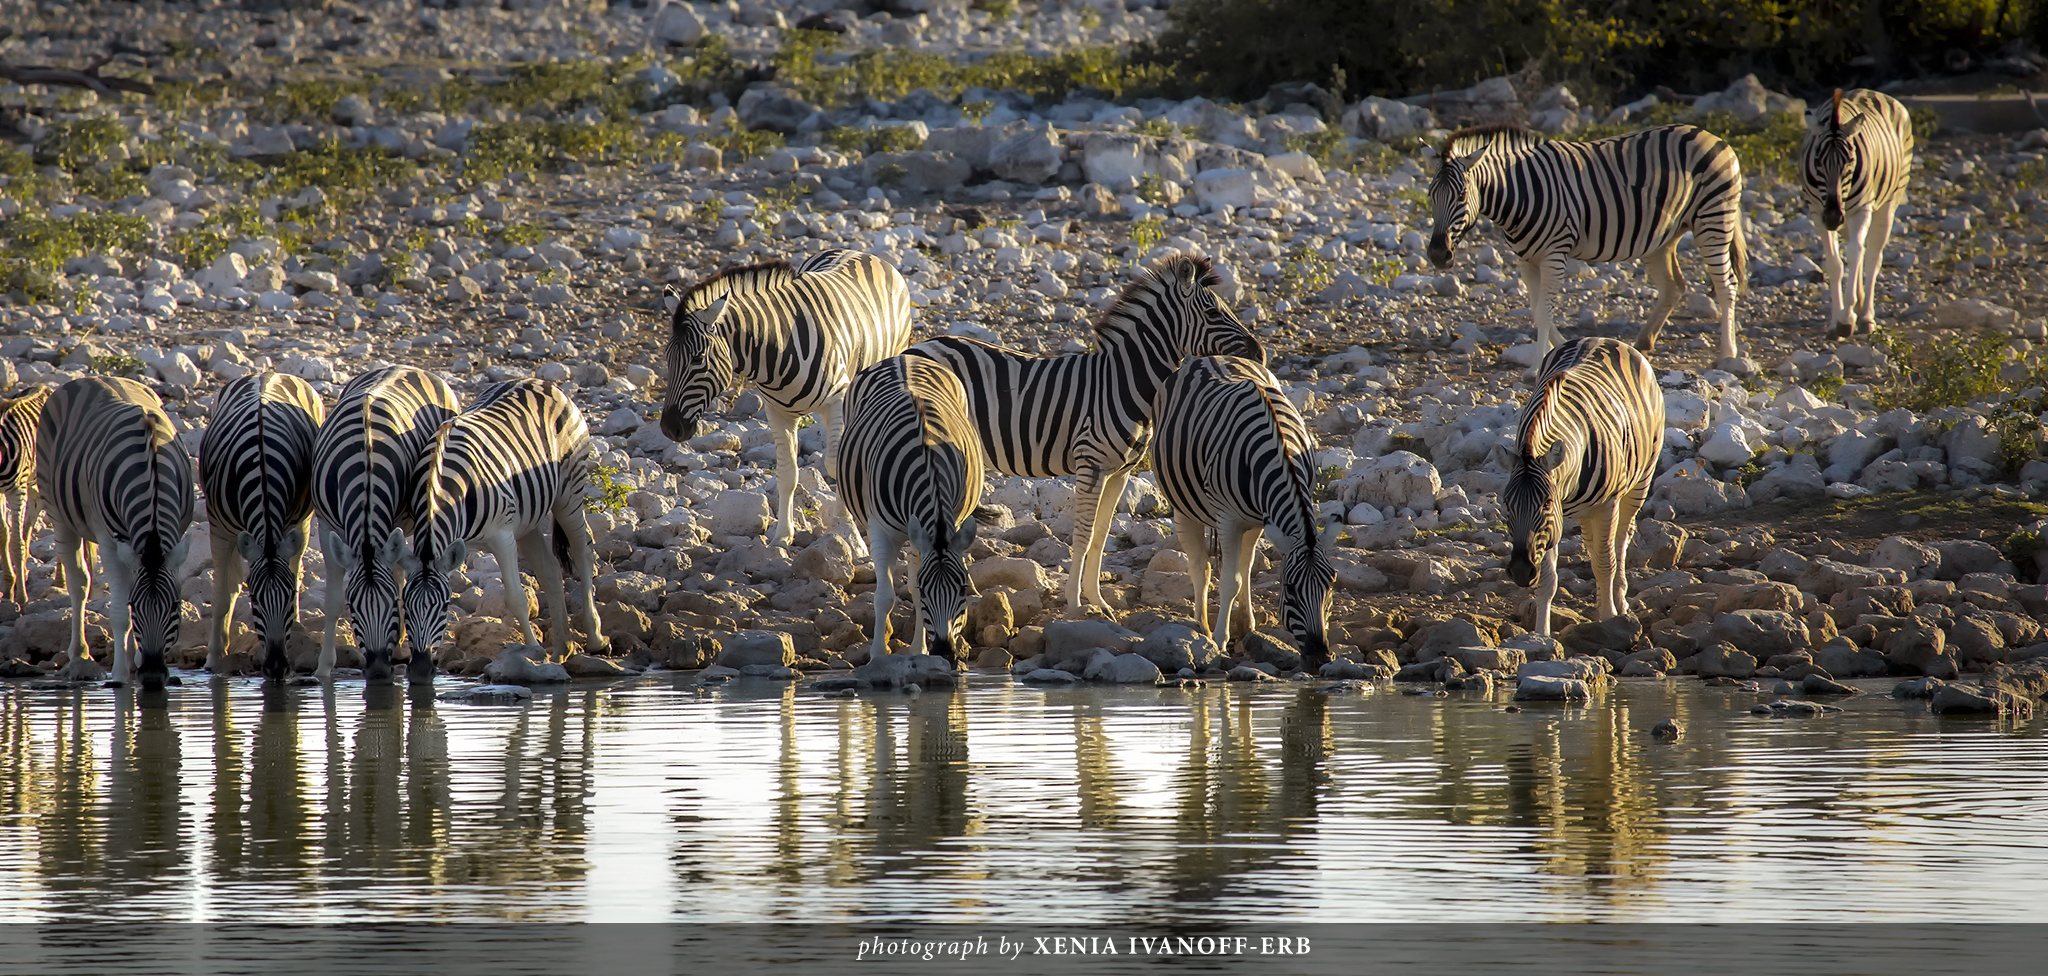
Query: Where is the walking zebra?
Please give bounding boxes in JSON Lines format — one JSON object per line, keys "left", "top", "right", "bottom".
{"left": 35, "top": 377, "right": 196, "bottom": 688}
{"left": 1502, "top": 337, "right": 1665, "bottom": 636}
{"left": 198, "top": 372, "right": 325, "bottom": 680}
{"left": 907, "top": 254, "right": 1263, "bottom": 616}
{"left": 401, "top": 379, "right": 605, "bottom": 678}
{"left": 1799, "top": 88, "right": 1914, "bottom": 338}
{"left": 313, "top": 365, "right": 459, "bottom": 682}
{"left": 0, "top": 386, "right": 50, "bottom": 605}
{"left": 1427, "top": 123, "right": 1750, "bottom": 362}
{"left": 836, "top": 356, "right": 985, "bottom": 665}
{"left": 660, "top": 248, "right": 914, "bottom": 548}
{"left": 1151, "top": 356, "right": 1338, "bottom": 670}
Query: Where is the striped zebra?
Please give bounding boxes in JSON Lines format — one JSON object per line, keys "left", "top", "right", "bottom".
{"left": 1427, "top": 123, "right": 1750, "bottom": 362}
{"left": 1798, "top": 88, "right": 1914, "bottom": 338}
{"left": 660, "top": 248, "right": 914, "bottom": 548}
{"left": 1502, "top": 337, "right": 1665, "bottom": 636}
{"left": 0, "top": 386, "right": 51, "bottom": 605}
{"left": 836, "top": 356, "right": 985, "bottom": 665}
{"left": 34, "top": 377, "right": 196, "bottom": 688}
{"left": 313, "top": 365, "right": 459, "bottom": 682}
{"left": 1151, "top": 356, "right": 1338, "bottom": 670}
{"left": 401, "top": 378, "right": 605, "bottom": 678}
{"left": 198, "top": 372, "right": 325, "bottom": 680}
{"left": 906, "top": 254, "right": 1264, "bottom": 616}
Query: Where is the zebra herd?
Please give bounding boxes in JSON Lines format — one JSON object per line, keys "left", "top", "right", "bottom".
{"left": 0, "top": 88, "right": 1916, "bottom": 687}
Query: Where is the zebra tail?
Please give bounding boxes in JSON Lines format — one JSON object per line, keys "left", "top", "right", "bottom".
{"left": 1731, "top": 203, "right": 1751, "bottom": 298}
{"left": 552, "top": 515, "right": 574, "bottom": 578}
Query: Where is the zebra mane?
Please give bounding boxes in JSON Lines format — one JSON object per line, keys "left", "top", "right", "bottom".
{"left": 1442, "top": 122, "right": 1541, "bottom": 158}
{"left": 1831, "top": 88, "right": 1842, "bottom": 128}
{"left": 417, "top": 418, "right": 458, "bottom": 560}
{"left": 1517, "top": 372, "right": 1569, "bottom": 459}
{"left": 1090, "top": 253, "right": 1218, "bottom": 342}
{"left": 1242, "top": 363, "right": 1319, "bottom": 546}
{"left": 674, "top": 261, "right": 795, "bottom": 314}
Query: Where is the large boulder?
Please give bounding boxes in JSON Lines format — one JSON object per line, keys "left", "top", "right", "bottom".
{"left": 989, "top": 124, "right": 1062, "bottom": 184}
{"left": 736, "top": 86, "right": 817, "bottom": 134}
{"left": 1692, "top": 641, "right": 1757, "bottom": 678}
{"left": 1134, "top": 622, "right": 1219, "bottom": 672}
{"left": 1341, "top": 96, "right": 1435, "bottom": 140}
{"left": 1336, "top": 451, "right": 1441, "bottom": 513}
{"left": 717, "top": 630, "right": 796, "bottom": 669}
{"left": 1708, "top": 610, "right": 1810, "bottom": 658}
{"left": 861, "top": 151, "right": 972, "bottom": 194}
{"left": 1191, "top": 169, "right": 1256, "bottom": 212}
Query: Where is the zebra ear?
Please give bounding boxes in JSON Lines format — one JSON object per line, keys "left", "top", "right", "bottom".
{"left": 237, "top": 529, "right": 265, "bottom": 564}
{"left": 662, "top": 284, "right": 681, "bottom": 315}
{"left": 324, "top": 528, "right": 356, "bottom": 570}
{"left": 1838, "top": 114, "right": 1867, "bottom": 140}
{"left": 1320, "top": 512, "right": 1343, "bottom": 549}
{"left": 947, "top": 518, "right": 977, "bottom": 554}
{"left": 434, "top": 540, "right": 466, "bottom": 575}
{"left": 377, "top": 526, "right": 408, "bottom": 566}
{"left": 1262, "top": 523, "right": 1287, "bottom": 549}
{"left": 694, "top": 295, "right": 731, "bottom": 330}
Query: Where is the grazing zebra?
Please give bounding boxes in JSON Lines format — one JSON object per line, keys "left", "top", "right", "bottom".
{"left": 907, "top": 254, "right": 1264, "bottom": 616}
{"left": 1502, "top": 337, "right": 1665, "bottom": 636}
{"left": 401, "top": 378, "right": 605, "bottom": 678}
{"left": 35, "top": 377, "right": 196, "bottom": 688}
{"left": 660, "top": 248, "right": 914, "bottom": 548}
{"left": 836, "top": 356, "right": 985, "bottom": 665}
{"left": 1426, "top": 123, "right": 1750, "bottom": 362}
{"left": 1798, "top": 88, "right": 1914, "bottom": 338}
{"left": 313, "top": 365, "right": 459, "bottom": 682}
{"left": 198, "top": 372, "right": 325, "bottom": 681}
{"left": 1151, "top": 356, "right": 1337, "bottom": 671}
{"left": 0, "top": 386, "right": 51, "bottom": 605}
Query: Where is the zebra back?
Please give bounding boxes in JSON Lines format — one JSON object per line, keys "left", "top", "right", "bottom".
{"left": 413, "top": 378, "right": 594, "bottom": 562}
{"left": 0, "top": 386, "right": 50, "bottom": 493}
{"left": 34, "top": 377, "right": 196, "bottom": 567}
{"left": 1511, "top": 336, "right": 1665, "bottom": 518}
{"left": 1798, "top": 88, "right": 1914, "bottom": 229}
{"left": 837, "top": 356, "right": 985, "bottom": 546}
{"left": 200, "top": 372, "right": 325, "bottom": 541}
{"left": 664, "top": 248, "right": 913, "bottom": 423}
{"left": 313, "top": 365, "right": 459, "bottom": 558}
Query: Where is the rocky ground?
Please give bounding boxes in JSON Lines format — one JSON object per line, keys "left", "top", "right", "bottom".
{"left": 2, "top": 1, "right": 2047, "bottom": 714}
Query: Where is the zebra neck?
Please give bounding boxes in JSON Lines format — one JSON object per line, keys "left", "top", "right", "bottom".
{"left": 1092, "top": 327, "right": 1178, "bottom": 409}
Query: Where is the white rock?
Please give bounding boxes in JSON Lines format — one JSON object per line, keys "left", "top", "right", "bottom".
{"left": 1696, "top": 423, "right": 1757, "bottom": 468}
{"left": 651, "top": 2, "right": 706, "bottom": 46}
{"left": 704, "top": 489, "right": 772, "bottom": 538}
{"left": 277, "top": 354, "right": 334, "bottom": 381}
{"left": 1192, "top": 169, "right": 1256, "bottom": 212}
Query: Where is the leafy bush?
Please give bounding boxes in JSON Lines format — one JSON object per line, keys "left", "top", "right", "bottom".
{"left": 35, "top": 118, "right": 129, "bottom": 172}
{"left": 590, "top": 466, "right": 632, "bottom": 514}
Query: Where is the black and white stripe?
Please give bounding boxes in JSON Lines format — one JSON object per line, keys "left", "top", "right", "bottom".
{"left": 905, "top": 254, "right": 1264, "bottom": 615}
{"left": 1151, "top": 356, "right": 1337, "bottom": 670}
{"left": 312, "top": 365, "right": 459, "bottom": 682}
{"left": 836, "top": 356, "right": 985, "bottom": 665}
{"left": 1799, "top": 88, "right": 1914, "bottom": 337}
{"left": 35, "top": 377, "right": 196, "bottom": 688}
{"left": 0, "top": 386, "right": 50, "bottom": 605}
{"left": 1427, "top": 123, "right": 1750, "bottom": 361}
{"left": 402, "top": 378, "right": 604, "bottom": 678}
{"left": 660, "top": 248, "right": 914, "bottom": 548}
{"left": 1502, "top": 337, "right": 1665, "bottom": 636}
{"left": 198, "top": 372, "right": 325, "bottom": 681}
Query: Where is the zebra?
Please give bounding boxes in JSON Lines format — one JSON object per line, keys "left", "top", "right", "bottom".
{"left": 1150, "top": 355, "right": 1338, "bottom": 671}
{"left": 312, "top": 365, "right": 459, "bottom": 682}
{"left": 1798, "top": 88, "right": 1914, "bottom": 338}
{"left": 836, "top": 356, "right": 985, "bottom": 666}
{"left": 906, "top": 253, "right": 1264, "bottom": 616}
{"left": 1502, "top": 336, "right": 1665, "bottom": 636}
{"left": 660, "top": 248, "right": 914, "bottom": 548}
{"left": 1426, "top": 123, "right": 1750, "bottom": 362}
{"left": 0, "top": 386, "right": 51, "bottom": 605}
{"left": 197, "top": 372, "right": 325, "bottom": 681}
{"left": 34, "top": 377, "right": 196, "bottom": 688}
{"left": 400, "top": 378, "right": 605, "bottom": 679}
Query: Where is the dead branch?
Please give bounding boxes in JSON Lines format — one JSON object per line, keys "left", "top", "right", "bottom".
{"left": 0, "top": 55, "right": 156, "bottom": 97}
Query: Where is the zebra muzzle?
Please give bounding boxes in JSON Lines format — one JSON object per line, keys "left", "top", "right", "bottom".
{"left": 1507, "top": 551, "right": 1536, "bottom": 587}
{"left": 1426, "top": 236, "right": 1452, "bottom": 269}
{"left": 660, "top": 406, "right": 697, "bottom": 443}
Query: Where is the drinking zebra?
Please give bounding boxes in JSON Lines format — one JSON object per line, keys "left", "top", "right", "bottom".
{"left": 907, "top": 254, "right": 1263, "bottom": 616}
{"left": 401, "top": 379, "right": 606, "bottom": 678}
{"left": 836, "top": 356, "right": 985, "bottom": 666}
{"left": 1151, "top": 356, "right": 1337, "bottom": 671}
{"left": 1502, "top": 337, "right": 1665, "bottom": 636}
{"left": 313, "top": 365, "right": 459, "bottom": 682}
{"left": 1426, "top": 123, "right": 1749, "bottom": 362}
{"left": 35, "top": 377, "right": 196, "bottom": 688}
{"left": 1798, "top": 88, "right": 1914, "bottom": 338}
{"left": 660, "top": 248, "right": 914, "bottom": 548}
{"left": 198, "top": 372, "right": 325, "bottom": 680}
{"left": 0, "top": 386, "right": 51, "bottom": 605}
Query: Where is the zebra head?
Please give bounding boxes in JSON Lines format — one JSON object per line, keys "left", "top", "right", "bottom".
{"left": 1813, "top": 89, "right": 1868, "bottom": 232}
{"left": 1147, "top": 255, "right": 1265, "bottom": 363}
{"left": 1426, "top": 142, "right": 1482, "bottom": 268}
{"left": 400, "top": 537, "right": 465, "bottom": 680}
{"left": 661, "top": 293, "right": 735, "bottom": 443}
{"left": 122, "top": 534, "right": 190, "bottom": 689}
{"left": 912, "top": 518, "right": 977, "bottom": 666}
{"left": 1271, "top": 514, "right": 1340, "bottom": 671}
{"left": 328, "top": 525, "right": 411, "bottom": 681}
{"left": 237, "top": 524, "right": 307, "bottom": 681}
{"left": 1503, "top": 454, "right": 1561, "bottom": 588}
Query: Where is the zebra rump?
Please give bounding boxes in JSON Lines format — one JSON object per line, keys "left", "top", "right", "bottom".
{"left": 1151, "top": 355, "right": 1337, "bottom": 670}
{"left": 199, "top": 372, "right": 325, "bottom": 680}
{"left": 0, "top": 386, "right": 51, "bottom": 605}
{"left": 836, "top": 356, "right": 985, "bottom": 665}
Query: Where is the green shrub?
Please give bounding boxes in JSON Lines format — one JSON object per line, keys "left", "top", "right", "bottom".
{"left": 35, "top": 118, "right": 129, "bottom": 172}
{"left": 591, "top": 466, "right": 633, "bottom": 514}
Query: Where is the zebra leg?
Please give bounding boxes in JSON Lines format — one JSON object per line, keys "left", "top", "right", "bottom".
{"left": 1213, "top": 523, "right": 1244, "bottom": 650}
{"left": 905, "top": 547, "right": 928, "bottom": 658}
{"left": 1840, "top": 206, "right": 1877, "bottom": 337}
{"left": 54, "top": 529, "right": 102, "bottom": 682}
{"left": 1856, "top": 204, "right": 1898, "bottom": 334}
{"left": 817, "top": 396, "right": 867, "bottom": 558}
{"left": 1707, "top": 231, "right": 1741, "bottom": 361}
{"left": 2, "top": 489, "right": 23, "bottom": 604}
{"left": 1228, "top": 526, "right": 1260, "bottom": 640}
{"left": 519, "top": 527, "right": 572, "bottom": 666}
{"left": 867, "top": 523, "right": 904, "bottom": 660}
{"left": 1820, "top": 225, "right": 1849, "bottom": 336}
{"left": 1531, "top": 544, "right": 1561, "bottom": 637}
{"left": 1582, "top": 500, "right": 1620, "bottom": 621}
{"left": 1175, "top": 520, "right": 1213, "bottom": 634}
{"left": 1068, "top": 465, "right": 1133, "bottom": 614}
{"left": 766, "top": 408, "right": 801, "bottom": 549}
{"left": 102, "top": 548, "right": 137, "bottom": 686}
{"left": 1636, "top": 243, "right": 1686, "bottom": 352}
{"left": 317, "top": 543, "right": 345, "bottom": 681}
{"left": 1612, "top": 488, "right": 1649, "bottom": 618}
{"left": 556, "top": 508, "right": 607, "bottom": 653}
{"left": 1530, "top": 254, "right": 1568, "bottom": 359}
{"left": 206, "top": 524, "right": 244, "bottom": 673}
{"left": 489, "top": 530, "right": 541, "bottom": 653}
